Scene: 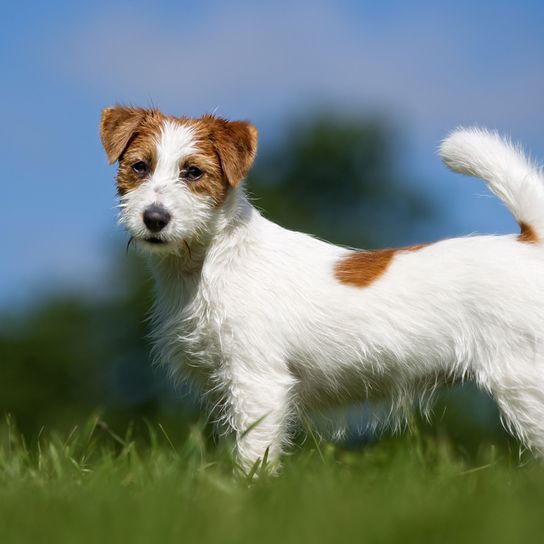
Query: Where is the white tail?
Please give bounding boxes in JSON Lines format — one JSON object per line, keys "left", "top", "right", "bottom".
{"left": 440, "top": 128, "right": 544, "bottom": 239}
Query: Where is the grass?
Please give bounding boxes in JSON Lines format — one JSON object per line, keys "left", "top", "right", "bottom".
{"left": 1, "top": 415, "right": 544, "bottom": 544}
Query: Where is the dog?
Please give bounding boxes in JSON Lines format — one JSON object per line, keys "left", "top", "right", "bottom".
{"left": 100, "top": 106, "right": 544, "bottom": 471}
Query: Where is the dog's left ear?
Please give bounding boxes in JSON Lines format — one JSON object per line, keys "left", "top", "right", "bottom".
{"left": 209, "top": 117, "right": 258, "bottom": 188}
{"left": 100, "top": 106, "right": 147, "bottom": 164}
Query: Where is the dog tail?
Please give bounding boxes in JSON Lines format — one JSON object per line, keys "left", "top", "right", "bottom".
{"left": 440, "top": 127, "right": 544, "bottom": 242}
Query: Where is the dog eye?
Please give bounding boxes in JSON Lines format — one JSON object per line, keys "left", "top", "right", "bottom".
{"left": 132, "top": 161, "right": 149, "bottom": 175}
{"left": 183, "top": 165, "right": 204, "bottom": 182}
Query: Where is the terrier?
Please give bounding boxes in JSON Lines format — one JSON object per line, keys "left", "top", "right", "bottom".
{"left": 101, "top": 106, "right": 544, "bottom": 471}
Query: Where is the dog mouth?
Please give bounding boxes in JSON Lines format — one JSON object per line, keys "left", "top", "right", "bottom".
{"left": 126, "top": 236, "right": 169, "bottom": 253}
{"left": 143, "top": 237, "right": 167, "bottom": 245}
{"left": 126, "top": 236, "right": 192, "bottom": 258}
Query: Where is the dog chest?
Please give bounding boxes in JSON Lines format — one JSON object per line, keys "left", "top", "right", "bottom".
{"left": 150, "top": 280, "right": 228, "bottom": 383}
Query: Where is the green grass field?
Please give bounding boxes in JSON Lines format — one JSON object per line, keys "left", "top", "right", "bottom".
{"left": 1, "top": 415, "right": 543, "bottom": 544}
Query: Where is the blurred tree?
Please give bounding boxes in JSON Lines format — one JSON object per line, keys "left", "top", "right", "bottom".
{"left": 0, "top": 254, "right": 173, "bottom": 435}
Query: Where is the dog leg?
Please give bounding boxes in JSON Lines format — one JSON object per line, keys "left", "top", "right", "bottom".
{"left": 486, "top": 358, "right": 544, "bottom": 455}
{"left": 222, "top": 362, "right": 296, "bottom": 474}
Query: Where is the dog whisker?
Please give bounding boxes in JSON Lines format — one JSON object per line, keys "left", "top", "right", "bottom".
{"left": 126, "top": 236, "right": 135, "bottom": 254}
{"left": 183, "top": 240, "right": 192, "bottom": 259}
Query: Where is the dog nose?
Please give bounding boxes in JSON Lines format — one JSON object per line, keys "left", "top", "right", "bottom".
{"left": 143, "top": 205, "right": 171, "bottom": 232}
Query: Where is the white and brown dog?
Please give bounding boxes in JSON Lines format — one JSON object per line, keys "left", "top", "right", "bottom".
{"left": 100, "top": 106, "right": 544, "bottom": 470}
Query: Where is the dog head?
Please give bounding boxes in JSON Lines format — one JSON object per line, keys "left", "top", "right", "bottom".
{"left": 100, "top": 106, "right": 257, "bottom": 254}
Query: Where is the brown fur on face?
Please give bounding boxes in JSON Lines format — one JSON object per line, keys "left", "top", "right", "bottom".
{"left": 100, "top": 107, "right": 258, "bottom": 203}
{"left": 100, "top": 107, "right": 165, "bottom": 195}
{"left": 114, "top": 125, "right": 162, "bottom": 196}
{"left": 335, "top": 244, "right": 428, "bottom": 288}
{"left": 100, "top": 107, "right": 154, "bottom": 164}
{"left": 184, "top": 115, "right": 258, "bottom": 204}
{"left": 197, "top": 115, "right": 258, "bottom": 189}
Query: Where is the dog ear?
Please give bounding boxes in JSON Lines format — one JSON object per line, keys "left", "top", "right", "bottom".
{"left": 209, "top": 117, "right": 258, "bottom": 188}
{"left": 100, "top": 106, "right": 147, "bottom": 164}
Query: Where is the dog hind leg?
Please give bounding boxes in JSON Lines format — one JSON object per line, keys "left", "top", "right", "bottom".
{"left": 485, "top": 360, "right": 544, "bottom": 455}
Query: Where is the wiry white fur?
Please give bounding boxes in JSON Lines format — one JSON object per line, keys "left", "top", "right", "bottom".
{"left": 441, "top": 127, "right": 544, "bottom": 235}
{"left": 121, "top": 123, "right": 544, "bottom": 472}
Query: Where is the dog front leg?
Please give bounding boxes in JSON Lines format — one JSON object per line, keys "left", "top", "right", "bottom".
{"left": 224, "top": 364, "right": 296, "bottom": 475}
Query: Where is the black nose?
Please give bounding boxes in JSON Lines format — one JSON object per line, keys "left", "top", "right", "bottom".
{"left": 143, "top": 205, "right": 171, "bottom": 232}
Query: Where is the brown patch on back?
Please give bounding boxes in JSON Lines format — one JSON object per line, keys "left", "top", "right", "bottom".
{"left": 518, "top": 221, "right": 539, "bottom": 244}
{"left": 335, "top": 244, "right": 428, "bottom": 288}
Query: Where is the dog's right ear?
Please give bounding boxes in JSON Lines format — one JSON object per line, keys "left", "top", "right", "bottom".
{"left": 100, "top": 106, "right": 147, "bottom": 164}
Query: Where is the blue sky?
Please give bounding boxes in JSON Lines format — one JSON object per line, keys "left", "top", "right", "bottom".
{"left": 2, "top": 0, "right": 543, "bottom": 307}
